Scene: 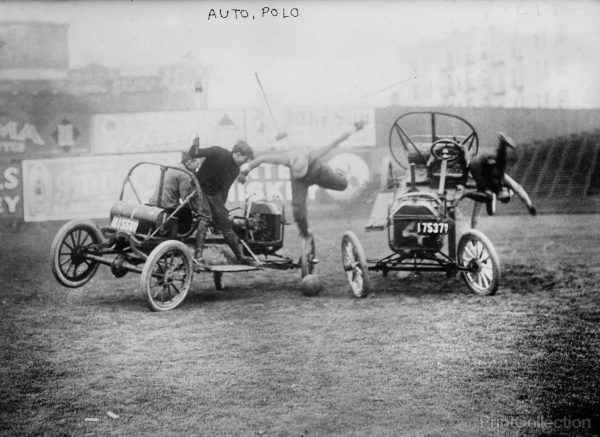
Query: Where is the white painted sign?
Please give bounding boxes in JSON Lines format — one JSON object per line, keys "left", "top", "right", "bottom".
{"left": 91, "top": 110, "right": 246, "bottom": 154}
{"left": 22, "top": 152, "right": 181, "bottom": 222}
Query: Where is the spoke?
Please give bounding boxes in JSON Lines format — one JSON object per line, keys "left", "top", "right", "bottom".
{"left": 467, "top": 241, "right": 478, "bottom": 259}
{"left": 62, "top": 241, "right": 74, "bottom": 251}
{"left": 152, "top": 284, "right": 166, "bottom": 300}
{"left": 168, "top": 282, "right": 181, "bottom": 297}
{"left": 81, "top": 234, "right": 91, "bottom": 247}
{"left": 76, "top": 229, "right": 83, "bottom": 247}
{"left": 475, "top": 242, "right": 484, "bottom": 260}
{"left": 477, "top": 271, "right": 490, "bottom": 289}
{"left": 480, "top": 266, "right": 492, "bottom": 283}
{"left": 69, "top": 232, "right": 78, "bottom": 250}
{"left": 156, "top": 260, "right": 167, "bottom": 275}
{"left": 462, "top": 242, "right": 475, "bottom": 262}
{"left": 59, "top": 250, "right": 73, "bottom": 256}
{"left": 60, "top": 257, "right": 72, "bottom": 268}
{"left": 66, "top": 262, "right": 76, "bottom": 278}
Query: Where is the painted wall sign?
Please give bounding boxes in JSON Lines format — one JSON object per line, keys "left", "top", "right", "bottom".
{"left": 22, "top": 152, "right": 180, "bottom": 222}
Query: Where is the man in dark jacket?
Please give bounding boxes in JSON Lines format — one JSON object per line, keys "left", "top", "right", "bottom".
{"left": 188, "top": 139, "right": 255, "bottom": 266}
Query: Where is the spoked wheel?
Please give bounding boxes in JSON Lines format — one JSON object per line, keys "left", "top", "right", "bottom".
{"left": 457, "top": 229, "right": 500, "bottom": 296}
{"left": 341, "top": 231, "right": 371, "bottom": 298}
{"left": 141, "top": 240, "right": 193, "bottom": 311}
{"left": 50, "top": 219, "right": 102, "bottom": 288}
{"left": 213, "top": 271, "right": 224, "bottom": 291}
{"left": 300, "top": 235, "right": 317, "bottom": 278}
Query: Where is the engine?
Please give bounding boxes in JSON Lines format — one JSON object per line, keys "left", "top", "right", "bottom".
{"left": 389, "top": 192, "right": 445, "bottom": 252}
{"left": 232, "top": 200, "right": 284, "bottom": 255}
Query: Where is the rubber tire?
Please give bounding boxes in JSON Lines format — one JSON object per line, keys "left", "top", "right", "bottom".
{"left": 457, "top": 229, "right": 500, "bottom": 296}
{"left": 50, "top": 219, "right": 102, "bottom": 288}
{"left": 341, "top": 231, "right": 371, "bottom": 298}
{"left": 300, "top": 236, "right": 316, "bottom": 278}
{"left": 141, "top": 240, "right": 193, "bottom": 311}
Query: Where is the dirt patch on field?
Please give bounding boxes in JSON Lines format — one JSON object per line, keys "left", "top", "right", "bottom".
{"left": 1, "top": 214, "right": 599, "bottom": 436}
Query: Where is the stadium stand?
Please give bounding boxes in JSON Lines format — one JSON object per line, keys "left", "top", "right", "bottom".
{"left": 498, "top": 130, "right": 600, "bottom": 214}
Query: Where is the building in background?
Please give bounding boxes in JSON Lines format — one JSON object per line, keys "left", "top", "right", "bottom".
{"left": 0, "top": 21, "right": 208, "bottom": 109}
{"left": 390, "top": 13, "right": 599, "bottom": 109}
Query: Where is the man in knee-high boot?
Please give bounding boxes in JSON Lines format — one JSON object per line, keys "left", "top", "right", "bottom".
{"left": 188, "top": 138, "right": 258, "bottom": 266}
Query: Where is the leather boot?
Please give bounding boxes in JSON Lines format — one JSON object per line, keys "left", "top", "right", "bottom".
{"left": 194, "top": 220, "right": 209, "bottom": 267}
{"left": 222, "top": 230, "right": 257, "bottom": 266}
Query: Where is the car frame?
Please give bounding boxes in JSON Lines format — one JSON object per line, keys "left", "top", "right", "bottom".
{"left": 341, "top": 111, "right": 501, "bottom": 298}
{"left": 50, "top": 161, "right": 317, "bottom": 311}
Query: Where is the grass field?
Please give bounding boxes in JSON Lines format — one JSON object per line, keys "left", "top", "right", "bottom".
{"left": 1, "top": 211, "right": 599, "bottom": 436}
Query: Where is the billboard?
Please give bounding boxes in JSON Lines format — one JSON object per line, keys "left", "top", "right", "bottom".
{"left": 245, "top": 106, "right": 375, "bottom": 152}
{"left": 91, "top": 110, "right": 246, "bottom": 154}
{"left": 229, "top": 149, "right": 373, "bottom": 203}
{"left": 0, "top": 113, "right": 89, "bottom": 159}
{"left": 22, "top": 152, "right": 180, "bottom": 222}
{"left": 0, "top": 162, "right": 23, "bottom": 220}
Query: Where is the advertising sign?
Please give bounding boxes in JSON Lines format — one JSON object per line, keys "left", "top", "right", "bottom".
{"left": 0, "top": 162, "right": 23, "bottom": 219}
{"left": 91, "top": 110, "right": 246, "bottom": 154}
{"left": 0, "top": 113, "right": 89, "bottom": 158}
{"left": 229, "top": 149, "right": 373, "bottom": 204}
{"left": 245, "top": 106, "right": 375, "bottom": 152}
{"left": 22, "top": 153, "right": 180, "bottom": 222}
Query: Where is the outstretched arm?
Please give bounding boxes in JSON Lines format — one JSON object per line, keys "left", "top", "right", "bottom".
{"left": 504, "top": 173, "right": 537, "bottom": 215}
{"left": 237, "top": 153, "right": 291, "bottom": 183}
{"left": 308, "top": 120, "right": 366, "bottom": 161}
{"left": 244, "top": 153, "right": 290, "bottom": 173}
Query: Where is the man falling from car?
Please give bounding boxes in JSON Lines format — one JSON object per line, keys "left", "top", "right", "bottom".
{"left": 237, "top": 120, "right": 366, "bottom": 249}
{"left": 188, "top": 138, "right": 257, "bottom": 267}
{"left": 468, "top": 132, "right": 537, "bottom": 228}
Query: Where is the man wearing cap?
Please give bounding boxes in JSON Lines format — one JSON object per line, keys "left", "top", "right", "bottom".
{"left": 188, "top": 139, "right": 256, "bottom": 266}
{"left": 238, "top": 121, "right": 366, "bottom": 243}
{"left": 468, "top": 132, "right": 537, "bottom": 228}
{"left": 149, "top": 152, "right": 211, "bottom": 259}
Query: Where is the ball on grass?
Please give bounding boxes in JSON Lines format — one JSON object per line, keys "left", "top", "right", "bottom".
{"left": 300, "top": 274, "right": 322, "bottom": 297}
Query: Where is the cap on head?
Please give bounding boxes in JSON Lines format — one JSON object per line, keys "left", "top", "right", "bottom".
{"left": 232, "top": 140, "right": 254, "bottom": 160}
{"left": 288, "top": 150, "right": 309, "bottom": 179}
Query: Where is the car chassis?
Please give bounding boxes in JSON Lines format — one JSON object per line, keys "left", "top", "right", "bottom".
{"left": 50, "top": 162, "right": 317, "bottom": 311}
{"left": 341, "top": 112, "right": 501, "bottom": 298}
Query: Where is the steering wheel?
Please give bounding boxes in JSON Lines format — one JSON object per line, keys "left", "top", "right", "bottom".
{"left": 430, "top": 139, "right": 464, "bottom": 161}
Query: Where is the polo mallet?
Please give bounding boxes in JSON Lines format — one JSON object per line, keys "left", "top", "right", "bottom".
{"left": 193, "top": 79, "right": 203, "bottom": 140}
{"left": 254, "top": 72, "right": 287, "bottom": 141}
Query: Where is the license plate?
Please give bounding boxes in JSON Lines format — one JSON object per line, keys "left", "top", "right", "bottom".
{"left": 111, "top": 216, "right": 139, "bottom": 233}
{"left": 416, "top": 221, "right": 449, "bottom": 235}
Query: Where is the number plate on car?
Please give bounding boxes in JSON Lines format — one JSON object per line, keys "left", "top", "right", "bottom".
{"left": 111, "top": 216, "right": 139, "bottom": 233}
{"left": 416, "top": 221, "right": 449, "bottom": 235}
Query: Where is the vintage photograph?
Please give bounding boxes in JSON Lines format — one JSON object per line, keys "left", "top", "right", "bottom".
{"left": 1, "top": 0, "right": 599, "bottom": 435}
